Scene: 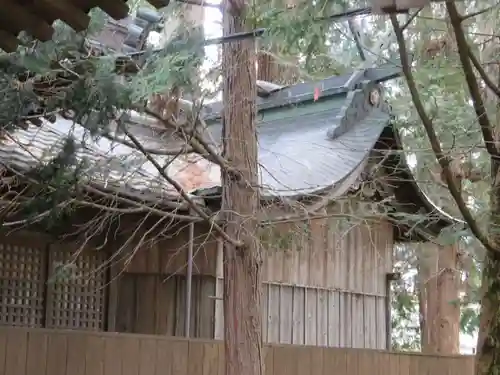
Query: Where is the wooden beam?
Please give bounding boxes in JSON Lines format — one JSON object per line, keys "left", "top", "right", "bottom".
{"left": 97, "top": 0, "right": 130, "bottom": 20}
{"left": 38, "top": 0, "right": 91, "bottom": 32}
{"left": 147, "top": 0, "right": 170, "bottom": 8}
{"left": 0, "top": 28, "right": 18, "bottom": 52}
{"left": 0, "top": 0, "right": 54, "bottom": 42}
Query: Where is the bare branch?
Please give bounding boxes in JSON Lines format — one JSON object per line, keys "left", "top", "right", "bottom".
{"left": 142, "top": 107, "right": 238, "bottom": 174}
{"left": 401, "top": 8, "right": 423, "bottom": 31}
{"left": 118, "top": 122, "right": 243, "bottom": 247}
{"left": 460, "top": 3, "right": 500, "bottom": 21}
{"left": 390, "top": 14, "right": 499, "bottom": 254}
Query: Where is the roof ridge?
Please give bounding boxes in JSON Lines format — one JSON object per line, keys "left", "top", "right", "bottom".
{"left": 203, "top": 62, "right": 403, "bottom": 121}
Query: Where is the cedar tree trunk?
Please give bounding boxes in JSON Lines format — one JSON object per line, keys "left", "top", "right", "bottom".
{"left": 419, "top": 243, "right": 460, "bottom": 354}
{"left": 256, "top": 0, "right": 298, "bottom": 84}
{"left": 476, "top": 158, "right": 500, "bottom": 375}
{"left": 221, "top": 1, "right": 263, "bottom": 375}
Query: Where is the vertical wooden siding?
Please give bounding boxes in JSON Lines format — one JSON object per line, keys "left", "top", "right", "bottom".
{"left": 215, "top": 218, "right": 392, "bottom": 349}
{"left": 261, "top": 284, "right": 386, "bottom": 349}
{"left": 215, "top": 282, "right": 386, "bottom": 348}
{"left": 113, "top": 222, "right": 219, "bottom": 338}
{"left": 115, "top": 274, "right": 216, "bottom": 338}
{"left": 123, "top": 223, "right": 218, "bottom": 276}
{"left": 0, "top": 327, "right": 474, "bottom": 375}
{"left": 262, "top": 217, "right": 393, "bottom": 292}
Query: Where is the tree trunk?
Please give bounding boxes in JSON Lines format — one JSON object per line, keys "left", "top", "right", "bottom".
{"left": 419, "top": 243, "right": 460, "bottom": 354}
{"left": 256, "top": 0, "right": 298, "bottom": 84}
{"left": 221, "top": 1, "right": 263, "bottom": 375}
{"left": 437, "top": 243, "right": 460, "bottom": 354}
{"left": 257, "top": 53, "right": 298, "bottom": 84}
{"left": 419, "top": 243, "right": 440, "bottom": 353}
{"left": 476, "top": 158, "right": 500, "bottom": 375}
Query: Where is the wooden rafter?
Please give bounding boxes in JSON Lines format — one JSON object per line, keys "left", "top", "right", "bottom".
{"left": 0, "top": 0, "right": 166, "bottom": 53}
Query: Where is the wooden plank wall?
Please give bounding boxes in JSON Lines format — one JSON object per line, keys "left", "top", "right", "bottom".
{"left": 123, "top": 222, "right": 218, "bottom": 276}
{"left": 261, "top": 283, "right": 386, "bottom": 348}
{"left": 112, "top": 222, "right": 219, "bottom": 338}
{"left": 261, "top": 217, "right": 393, "bottom": 292}
{"left": 215, "top": 282, "right": 386, "bottom": 348}
{"left": 0, "top": 327, "right": 475, "bottom": 375}
{"left": 215, "top": 217, "right": 393, "bottom": 349}
{"left": 115, "top": 274, "right": 216, "bottom": 339}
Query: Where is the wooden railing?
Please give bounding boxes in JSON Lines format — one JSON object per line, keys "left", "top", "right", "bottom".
{"left": 0, "top": 327, "right": 474, "bottom": 375}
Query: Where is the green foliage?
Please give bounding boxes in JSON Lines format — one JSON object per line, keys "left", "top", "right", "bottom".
{"left": 461, "top": 306, "right": 480, "bottom": 336}
{"left": 17, "top": 137, "right": 85, "bottom": 229}
{"left": 0, "top": 6, "right": 207, "bottom": 229}
{"left": 391, "top": 287, "right": 421, "bottom": 351}
{"left": 253, "top": 0, "right": 361, "bottom": 78}
{"left": 0, "top": 22, "right": 132, "bottom": 133}
{"left": 0, "top": 6, "right": 206, "bottom": 133}
{"left": 130, "top": 25, "right": 205, "bottom": 102}
{"left": 391, "top": 244, "right": 421, "bottom": 351}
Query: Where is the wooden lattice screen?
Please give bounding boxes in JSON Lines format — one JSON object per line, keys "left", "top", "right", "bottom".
{"left": 0, "top": 242, "right": 46, "bottom": 327}
{"left": 0, "top": 236, "right": 108, "bottom": 330}
{"left": 46, "top": 245, "right": 108, "bottom": 330}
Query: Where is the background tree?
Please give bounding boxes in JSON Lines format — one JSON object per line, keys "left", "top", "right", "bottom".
{"left": 387, "top": 3, "right": 500, "bottom": 373}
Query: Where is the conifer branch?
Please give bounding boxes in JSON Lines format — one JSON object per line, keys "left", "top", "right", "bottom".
{"left": 390, "top": 14, "right": 499, "bottom": 254}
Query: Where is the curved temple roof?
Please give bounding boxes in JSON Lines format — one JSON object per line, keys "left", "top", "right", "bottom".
{"left": 0, "top": 6, "right": 460, "bottom": 240}
{"left": 0, "top": 76, "right": 390, "bottom": 201}
{"left": 0, "top": 68, "right": 459, "bottom": 239}
{"left": 203, "top": 81, "right": 391, "bottom": 199}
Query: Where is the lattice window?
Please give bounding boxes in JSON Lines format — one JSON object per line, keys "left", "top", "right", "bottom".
{"left": 46, "top": 247, "right": 108, "bottom": 330}
{"left": 0, "top": 243, "right": 46, "bottom": 327}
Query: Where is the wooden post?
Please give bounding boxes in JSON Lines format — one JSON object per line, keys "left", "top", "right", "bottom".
{"left": 185, "top": 220, "right": 195, "bottom": 338}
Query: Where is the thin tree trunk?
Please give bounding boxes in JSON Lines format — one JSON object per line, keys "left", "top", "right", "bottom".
{"left": 221, "top": 1, "right": 263, "bottom": 375}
